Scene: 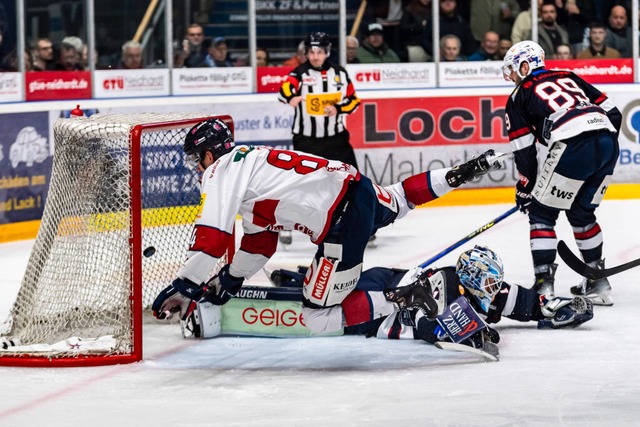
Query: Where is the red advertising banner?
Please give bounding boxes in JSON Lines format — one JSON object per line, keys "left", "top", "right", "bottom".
{"left": 546, "top": 58, "right": 634, "bottom": 84}
{"left": 25, "top": 71, "right": 92, "bottom": 101}
{"left": 256, "top": 66, "right": 293, "bottom": 93}
{"left": 348, "top": 95, "right": 510, "bottom": 149}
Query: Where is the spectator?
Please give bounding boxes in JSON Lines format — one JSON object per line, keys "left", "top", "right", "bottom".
{"left": 439, "top": 0, "right": 477, "bottom": 57}
{"left": 358, "top": 22, "right": 401, "bottom": 63}
{"left": 1, "top": 47, "right": 34, "bottom": 71}
{"left": 346, "top": 35, "right": 361, "bottom": 63}
{"left": 256, "top": 47, "right": 269, "bottom": 66}
{"left": 52, "top": 42, "right": 83, "bottom": 71}
{"left": 174, "top": 23, "right": 207, "bottom": 67}
{"left": 118, "top": 40, "right": 144, "bottom": 69}
{"left": 440, "top": 34, "right": 465, "bottom": 61}
{"left": 511, "top": 0, "right": 543, "bottom": 44}
{"left": 364, "top": 0, "right": 407, "bottom": 58}
{"left": 537, "top": 1, "right": 570, "bottom": 58}
{"left": 283, "top": 41, "right": 307, "bottom": 67}
{"left": 33, "top": 38, "right": 54, "bottom": 71}
{"left": 576, "top": 21, "right": 621, "bottom": 58}
{"left": 62, "top": 36, "right": 83, "bottom": 56}
{"left": 467, "top": 30, "right": 500, "bottom": 60}
{"left": 204, "top": 37, "right": 233, "bottom": 67}
{"left": 553, "top": 42, "right": 574, "bottom": 58}
{"left": 399, "top": 0, "right": 432, "bottom": 62}
{"left": 498, "top": 38, "right": 513, "bottom": 59}
{"left": 604, "top": 5, "right": 631, "bottom": 57}
{"left": 558, "top": 0, "right": 595, "bottom": 55}
{"left": 470, "top": 0, "right": 520, "bottom": 42}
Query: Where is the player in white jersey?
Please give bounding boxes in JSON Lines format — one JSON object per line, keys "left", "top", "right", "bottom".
{"left": 502, "top": 40, "right": 621, "bottom": 306}
{"left": 152, "top": 118, "right": 504, "bottom": 334}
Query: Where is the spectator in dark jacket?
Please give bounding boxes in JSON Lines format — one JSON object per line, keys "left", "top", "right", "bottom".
{"left": 358, "top": 23, "right": 401, "bottom": 63}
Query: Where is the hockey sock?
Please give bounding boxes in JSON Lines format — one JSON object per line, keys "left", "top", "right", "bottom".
{"left": 341, "top": 291, "right": 396, "bottom": 327}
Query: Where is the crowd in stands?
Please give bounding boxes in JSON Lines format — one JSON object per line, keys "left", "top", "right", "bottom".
{"left": 355, "top": 0, "right": 637, "bottom": 63}
{"left": 0, "top": 0, "right": 636, "bottom": 72}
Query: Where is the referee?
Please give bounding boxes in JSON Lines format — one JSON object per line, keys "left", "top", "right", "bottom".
{"left": 278, "top": 32, "right": 360, "bottom": 168}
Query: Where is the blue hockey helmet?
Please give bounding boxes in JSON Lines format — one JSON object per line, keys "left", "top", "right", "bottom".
{"left": 456, "top": 245, "right": 504, "bottom": 312}
{"left": 183, "top": 118, "right": 234, "bottom": 169}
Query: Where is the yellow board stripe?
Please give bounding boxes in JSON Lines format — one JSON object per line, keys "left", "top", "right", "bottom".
{"left": 2, "top": 184, "right": 639, "bottom": 243}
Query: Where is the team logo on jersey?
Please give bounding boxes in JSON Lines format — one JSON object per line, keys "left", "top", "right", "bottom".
{"left": 196, "top": 194, "right": 206, "bottom": 219}
{"left": 302, "top": 76, "right": 318, "bottom": 85}
{"left": 333, "top": 75, "right": 344, "bottom": 89}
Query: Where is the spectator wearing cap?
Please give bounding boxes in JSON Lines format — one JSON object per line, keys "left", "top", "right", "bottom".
{"left": 204, "top": 37, "right": 233, "bottom": 67}
{"left": 52, "top": 42, "right": 83, "bottom": 71}
{"left": 358, "top": 22, "right": 401, "bottom": 63}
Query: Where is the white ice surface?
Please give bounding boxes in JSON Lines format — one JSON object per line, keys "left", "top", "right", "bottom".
{"left": 1, "top": 202, "right": 639, "bottom": 426}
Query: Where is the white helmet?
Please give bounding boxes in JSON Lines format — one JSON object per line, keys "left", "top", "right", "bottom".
{"left": 456, "top": 245, "right": 504, "bottom": 312}
{"left": 502, "top": 40, "right": 545, "bottom": 81}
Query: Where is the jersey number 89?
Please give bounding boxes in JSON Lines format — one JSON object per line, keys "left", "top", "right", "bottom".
{"left": 535, "top": 78, "right": 589, "bottom": 111}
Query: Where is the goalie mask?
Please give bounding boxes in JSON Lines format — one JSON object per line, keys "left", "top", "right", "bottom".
{"left": 456, "top": 245, "right": 504, "bottom": 312}
{"left": 184, "top": 118, "right": 235, "bottom": 169}
{"left": 502, "top": 40, "right": 545, "bottom": 82}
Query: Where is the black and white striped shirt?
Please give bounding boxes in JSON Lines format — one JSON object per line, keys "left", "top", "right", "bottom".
{"left": 278, "top": 61, "right": 360, "bottom": 138}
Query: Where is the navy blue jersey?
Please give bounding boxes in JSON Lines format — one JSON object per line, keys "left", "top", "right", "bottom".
{"left": 505, "top": 68, "right": 621, "bottom": 192}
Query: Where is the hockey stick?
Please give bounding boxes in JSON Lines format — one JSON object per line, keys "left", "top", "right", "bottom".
{"left": 557, "top": 240, "right": 640, "bottom": 280}
{"left": 418, "top": 206, "right": 518, "bottom": 269}
{"left": 434, "top": 341, "right": 499, "bottom": 362}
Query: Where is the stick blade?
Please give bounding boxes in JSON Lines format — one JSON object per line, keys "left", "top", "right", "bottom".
{"left": 557, "top": 240, "right": 598, "bottom": 279}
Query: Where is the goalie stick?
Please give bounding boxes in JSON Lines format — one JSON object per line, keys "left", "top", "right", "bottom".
{"left": 434, "top": 341, "right": 499, "bottom": 362}
{"left": 557, "top": 240, "right": 640, "bottom": 279}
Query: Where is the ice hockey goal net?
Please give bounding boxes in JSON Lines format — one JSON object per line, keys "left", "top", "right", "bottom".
{"left": 0, "top": 113, "right": 234, "bottom": 366}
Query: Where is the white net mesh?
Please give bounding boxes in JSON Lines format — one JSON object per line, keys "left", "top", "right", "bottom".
{"left": 0, "top": 113, "right": 226, "bottom": 361}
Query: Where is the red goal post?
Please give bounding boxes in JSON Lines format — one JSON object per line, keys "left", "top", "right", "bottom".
{"left": 0, "top": 113, "right": 235, "bottom": 367}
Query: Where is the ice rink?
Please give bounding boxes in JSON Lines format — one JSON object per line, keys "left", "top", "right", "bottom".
{"left": 1, "top": 201, "right": 639, "bottom": 426}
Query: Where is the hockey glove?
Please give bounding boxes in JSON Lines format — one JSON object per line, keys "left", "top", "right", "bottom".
{"left": 152, "top": 277, "right": 204, "bottom": 320}
{"left": 385, "top": 282, "right": 438, "bottom": 319}
{"left": 516, "top": 189, "right": 532, "bottom": 214}
{"left": 201, "top": 264, "right": 245, "bottom": 306}
{"left": 537, "top": 296, "right": 594, "bottom": 329}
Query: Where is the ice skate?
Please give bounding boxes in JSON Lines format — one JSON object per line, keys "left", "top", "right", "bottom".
{"left": 532, "top": 263, "right": 557, "bottom": 298}
{"left": 570, "top": 260, "right": 613, "bottom": 306}
{"left": 445, "top": 149, "right": 507, "bottom": 188}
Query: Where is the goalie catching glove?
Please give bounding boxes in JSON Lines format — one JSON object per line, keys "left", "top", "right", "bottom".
{"left": 152, "top": 264, "right": 245, "bottom": 320}
{"left": 384, "top": 280, "right": 439, "bottom": 319}
{"left": 537, "top": 296, "right": 593, "bottom": 329}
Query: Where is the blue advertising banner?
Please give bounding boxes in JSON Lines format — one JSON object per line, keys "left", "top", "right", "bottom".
{"left": 0, "top": 112, "right": 51, "bottom": 224}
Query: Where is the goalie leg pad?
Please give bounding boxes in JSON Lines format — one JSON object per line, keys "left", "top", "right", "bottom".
{"left": 181, "top": 301, "right": 222, "bottom": 338}
{"left": 302, "top": 254, "right": 362, "bottom": 307}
